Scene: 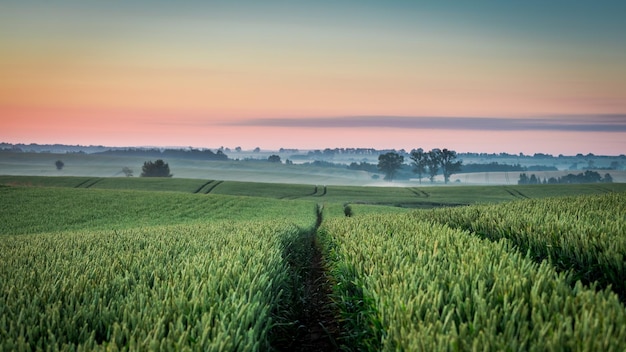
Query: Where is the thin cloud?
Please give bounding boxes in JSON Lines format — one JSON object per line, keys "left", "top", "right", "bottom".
{"left": 227, "top": 115, "right": 626, "bottom": 132}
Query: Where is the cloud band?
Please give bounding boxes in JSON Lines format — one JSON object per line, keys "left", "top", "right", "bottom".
{"left": 226, "top": 115, "right": 626, "bottom": 132}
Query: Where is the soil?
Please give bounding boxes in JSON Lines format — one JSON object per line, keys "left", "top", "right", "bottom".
{"left": 290, "top": 235, "right": 341, "bottom": 352}
{"left": 274, "top": 205, "right": 342, "bottom": 351}
{"left": 274, "top": 234, "right": 342, "bottom": 352}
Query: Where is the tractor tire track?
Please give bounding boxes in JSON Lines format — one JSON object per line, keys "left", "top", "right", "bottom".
{"left": 513, "top": 189, "right": 529, "bottom": 199}
{"left": 74, "top": 179, "right": 93, "bottom": 188}
{"left": 409, "top": 188, "right": 430, "bottom": 197}
{"left": 84, "top": 179, "right": 102, "bottom": 188}
{"left": 204, "top": 180, "right": 223, "bottom": 194}
{"left": 313, "top": 186, "right": 327, "bottom": 197}
{"left": 504, "top": 188, "right": 519, "bottom": 199}
{"left": 504, "top": 187, "right": 529, "bottom": 199}
{"left": 193, "top": 180, "right": 214, "bottom": 194}
{"left": 281, "top": 186, "right": 323, "bottom": 200}
{"left": 595, "top": 185, "right": 614, "bottom": 193}
{"left": 275, "top": 204, "right": 341, "bottom": 352}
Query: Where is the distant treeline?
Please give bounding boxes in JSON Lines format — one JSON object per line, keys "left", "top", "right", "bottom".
{"left": 461, "top": 162, "right": 558, "bottom": 173}
{"left": 95, "top": 148, "right": 228, "bottom": 161}
{"left": 347, "top": 161, "right": 379, "bottom": 173}
{"left": 347, "top": 161, "right": 415, "bottom": 180}
{"left": 518, "top": 170, "right": 613, "bottom": 185}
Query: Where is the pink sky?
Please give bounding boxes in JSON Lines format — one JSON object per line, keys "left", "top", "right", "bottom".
{"left": 1, "top": 2, "right": 625, "bottom": 155}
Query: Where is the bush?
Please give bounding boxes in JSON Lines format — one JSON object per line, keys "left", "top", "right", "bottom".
{"left": 140, "top": 160, "right": 172, "bottom": 177}
{"left": 343, "top": 203, "right": 353, "bottom": 217}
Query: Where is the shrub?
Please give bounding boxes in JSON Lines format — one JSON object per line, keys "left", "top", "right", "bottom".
{"left": 140, "top": 159, "right": 172, "bottom": 177}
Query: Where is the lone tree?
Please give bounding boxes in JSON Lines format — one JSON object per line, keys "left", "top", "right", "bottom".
{"left": 440, "top": 148, "right": 462, "bottom": 183}
{"left": 377, "top": 152, "right": 404, "bottom": 181}
{"left": 141, "top": 159, "right": 172, "bottom": 177}
{"left": 55, "top": 160, "right": 64, "bottom": 170}
{"left": 409, "top": 148, "right": 427, "bottom": 184}
{"left": 122, "top": 167, "right": 133, "bottom": 177}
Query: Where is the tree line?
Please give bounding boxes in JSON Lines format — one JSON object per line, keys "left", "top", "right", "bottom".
{"left": 518, "top": 170, "right": 613, "bottom": 185}
{"left": 96, "top": 148, "right": 228, "bottom": 161}
{"left": 377, "top": 148, "right": 462, "bottom": 183}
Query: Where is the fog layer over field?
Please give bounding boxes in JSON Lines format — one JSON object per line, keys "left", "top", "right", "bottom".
{"left": 2, "top": 149, "right": 625, "bottom": 186}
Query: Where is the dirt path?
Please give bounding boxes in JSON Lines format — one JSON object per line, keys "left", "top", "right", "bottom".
{"left": 290, "top": 236, "right": 341, "bottom": 352}
{"left": 275, "top": 205, "right": 342, "bottom": 351}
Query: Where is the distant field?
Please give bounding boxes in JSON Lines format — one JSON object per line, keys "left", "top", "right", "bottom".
{"left": 2, "top": 175, "right": 625, "bottom": 211}
{"left": 3, "top": 151, "right": 624, "bottom": 186}
{"left": 0, "top": 152, "right": 375, "bottom": 185}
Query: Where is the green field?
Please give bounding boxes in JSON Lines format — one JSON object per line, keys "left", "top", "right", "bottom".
{"left": 1, "top": 175, "right": 625, "bottom": 350}
{"left": 2, "top": 175, "right": 625, "bottom": 210}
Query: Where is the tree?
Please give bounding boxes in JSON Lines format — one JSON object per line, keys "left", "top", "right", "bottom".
{"left": 518, "top": 173, "right": 529, "bottom": 185}
{"left": 122, "top": 167, "right": 133, "bottom": 177}
{"left": 426, "top": 149, "right": 442, "bottom": 183}
{"left": 409, "top": 148, "right": 427, "bottom": 184}
{"left": 216, "top": 150, "right": 227, "bottom": 160}
{"left": 141, "top": 159, "right": 172, "bottom": 177}
{"left": 268, "top": 155, "right": 281, "bottom": 163}
{"left": 55, "top": 160, "right": 64, "bottom": 170}
{"left": 440, "top": 148, "right": 462, "bottom": 184}
{"left": 377, "top": 152, "right": 404, "bottom": 181}
{"left": 603, "top": 173, "right": 613, "bottom": 183}
{"left": 583, "top": 170, "right": 601, "bottom": 183}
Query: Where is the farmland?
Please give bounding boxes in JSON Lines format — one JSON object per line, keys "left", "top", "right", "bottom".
{"left": 1, "top": 175, "right": 626, "bottom": 350}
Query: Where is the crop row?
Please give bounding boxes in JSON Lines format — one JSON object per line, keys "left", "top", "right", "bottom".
{"left": 412, "top": 192, "right": 626, "bottom": 299}
{"left": 0, "top": 219, "right": 311, "bottom": 350}
{"left": 318, "top": 212, "right": 626, "bottom": 350}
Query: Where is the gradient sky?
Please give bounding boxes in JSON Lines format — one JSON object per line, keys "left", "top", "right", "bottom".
{"left": 1, "top": 1, "right": 625, "bottom": 154}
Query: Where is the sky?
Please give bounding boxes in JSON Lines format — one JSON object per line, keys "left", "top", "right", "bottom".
{"left": 1, "top": 1, "right": 626, "bottom": 155}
